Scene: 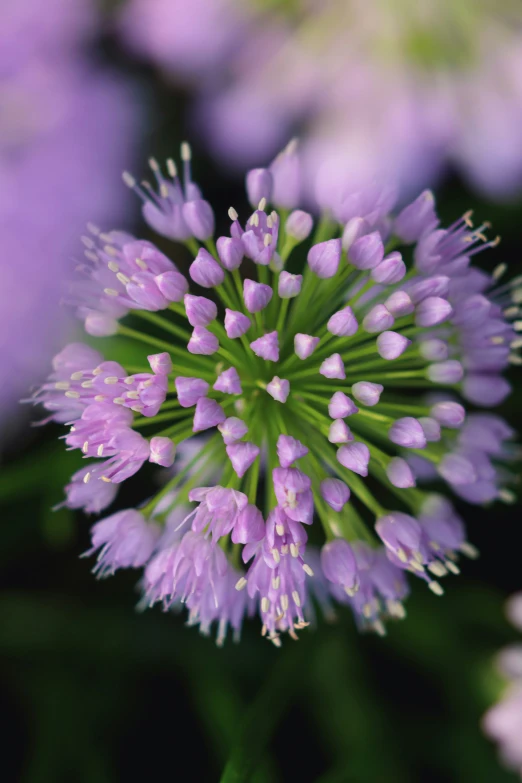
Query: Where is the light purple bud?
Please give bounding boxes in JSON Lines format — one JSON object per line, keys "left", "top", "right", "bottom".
{"left": 218, "top": 416, "right": 248, "bottom": 445}
{"left": 384, "top": 291, "right": 414, "bottom": 317}
{"left": 224, "top": 308, "right": 251, "bottom": 338}
{"left": 250, "top": 332, "right": 279, "bottom": 361}
{"left": 419, "top": 417, "right": 441, "bottom": 442}
{"left": 320, "top": 354, "right": 345, "bottom": 379}
{"left": 419, "top": 339, "right": 449, "bottom": 361}
{"left": 231, "top": 503, "right": 265, "bottom": 544}
{"left": 328, "top": 391, "right": 358, "bottom": 419}
{"left": 352, "top": 381, "right": 383, "bottom": 407}
{"left": 286, "top": 210, "right": 313, "bottom": 242}
{"left": 427, "top": 360, "right": 463, "bottom": 384}
{"left": 187, "top": 326, "right": 219, "bottom": 355}
{"left": 388, "top": 417, "right": 427, "bottom": 449}
{"left": 394, "top": 190, "right": 437, "bottom": 243}
{"left": 307, "top": 239, "right": 342, "bottom": 279}
{"left": 149, "top": 436, "right": 176, "bottom": 467}
{"left": 278, "top": 271, "right": 302, "bottom": 299}
{"left": 408, "top": 276, "right": 450, "bottom": 305}
{"left": 362, "top": 304, "right": 394, "bottom": 333}
{"left": 226, "top": 441, "right": 260, "bottom": 478}
{"left": 277, "top": 434, "right": 308, "bottom": 468}
{"left": 246, "top": 168, "right": 273, "bottom": 207}
{"left": 327, "top": 306, "right": 358, "bottom": 337}
{"left": 430, "top": 402, "right": 466, "bottom": 429}
{"left": 218, "top": 416, "right": 248, "bottom": 446}
{"left": 321, "top": 539, "right": 358, "bottom": 593}
{"left": 349, "top": 232, "right": 384, "bottom": 270}
{"left": 386, "top": 457, "right": 416, "bottom": 488}
{"left": 438, "top": 453, "right": 477, "bottom": 485}
{"left": 189, "top": 248, "right": 224, "bottom": 288}
{"left": 337, "top": 442, "right": 370, "bottom": 476}
{"left": 463, "top": 374, "right": 511, "bottom": 407}
{"left": 375, "top": 512, "right": 422, "bottom": 560}
{"left": 155, "top": 270, "right": 189, "bottom": 302}
{"left": 126, "top": 275, "right": 168, "bottom": 310}
{"left": 371, "top": 252, "right": 406, "bottom": 285}
{"left": 451, "top": 294, "right": 491, "bottom": 327}
{"left": 193, "top": 398, "right": 226, "bottom": 432}
{"left": 243, "top": 279, "right": 273, "bottom": 312}
{"left": 266, "top": 376, "right": 290, "bottom": 403}
{"left": 214, "top": 367, "right": 242, "bottom": 395}
{"left": 294, "top": 333, "right": 320, "bottom": 360}
{"left": 328, "top": 420, "right": 353, "bottom": 443}
{"left": 415, "top": 297, "right": 453, "bottom": 327}
{"left": 175, "top": 377, "right": 209, "bottom": 407}
{"left": 184, "top": 294, "right": 218, "bottom": 327}
{"left": 320, "top": 479, "right": 350, "bottom": 512}
{"left": 182, "top": 199, "right": 215, "bottom": 241}
{"left": 269, "top": 140, "right": 300, "bottom": 209}
{"left": 376, "top": 331, "right": 411, "bottom": 360}
{"left": 148, "top": 352, "right": 172, "bottom": 376}
{"left": 342, "top": 217, "right": 369, "bottom": 251}
{"left": 85, "top": 312, "right": 119, "bottom": 336}
{"left": 216, "top": 236, "right": 244, "bottom": 270}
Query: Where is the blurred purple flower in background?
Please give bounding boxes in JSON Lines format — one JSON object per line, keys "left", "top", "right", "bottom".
{"left": 483, "top": 593, "right": 522, "bottom": 778}
{"left": 119, "top": 0, "right": 522, "bottom": 203}
{"left": 0, "top": 0, "right": 140, "bottom": 425}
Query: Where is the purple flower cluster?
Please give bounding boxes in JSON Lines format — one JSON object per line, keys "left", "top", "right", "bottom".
{"left": 483, "top": 594, "right": 522, "bottom": 777}
{"left": 119, "top": 0, "right": 522, "bottom": 201}
{"left": 0, "top": 0, "right": 140, "bottom": 424}
{"left": 31, "top": 143, "right": 519, "bottom": 645}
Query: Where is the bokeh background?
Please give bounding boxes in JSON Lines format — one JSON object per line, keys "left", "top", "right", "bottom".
{"left": 1, "top": 1, "right": 522, "bottom": 781}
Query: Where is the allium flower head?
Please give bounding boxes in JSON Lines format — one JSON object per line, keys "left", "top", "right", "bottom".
{"left": 32, "top": 143, "right": 519, "bottom": 646}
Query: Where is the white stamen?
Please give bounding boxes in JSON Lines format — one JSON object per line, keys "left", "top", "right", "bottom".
{"left": 460, "top": 541, "right": 479, "bottom": 559}
{"left": 148, "top": 157, "right": 159, "bottom": 172}
{"left": 83, "top": 472, "right": 91, "bottom": 484}
{"left": 122, "top": 171, "right": 136, "bottom": 188}
{"left": 94, "top": 395, "right": 106, "bottom": 402}
{"left": 65, "top": 391, "right": 80, "bottom": 399}
{"left": 103, "top": 288, "right": 119, "bottom": 297}
{"left": 445, "top": 560, "right": 460, "bottom": 575}
{"left": 428, "top": 581, "right": 444, "bottom": 596}
{"left": 261, "top": 597, "right": 270, "bottom": 613}
{"left": 492, "top": 263, "right": 507, "bottom": 280}
{"left": 81, "top": 380, "right": 93, "bottom": 389}
{"left": 290, "top": 543, "right": 298, "bottom": 558}
{"left": 228, "top": 207, "right": 238, "bottom": 221}
{"left": 263, "top": 234, "right": 272, "bottom": 247}
{"left": 54, "top": 381, "right": 70, "bottom": 390}
{"left": 70, "top": 371, "right": 84, "bottom": 381}
{"left": 116, "top": 272, "right": 131, "bottom": 285}
{"left": 235, "top": 577, "right": 247, "bottom": 591}
{"left": 281, "top": 594, "right": 289, "bottom": 611}
{"left": 498, "top": 488, "right": 516, "bottom": 504}
{"left": 97, "top": 445, "right": 104, "bottom": 457}
{"left": 275, "top": 523, "right": 285, "bottom": 535}
{"left": 101, "top": 476, "right": 112, "bottom": 483}
{"left": 160, "top": 183, "right": 169, "bottom": 199}
{"left": 302, "top": 564, "right": 314, "bottom": 577}
{"left": 135, "top": 258, "right": 148, "bottom": 271}
{"left": 104, "top": 376, "right": 119, "bottom": 385}
{"left": 428, "top": 561, "right": 447, "bottom": 578}
{"left": 181, "top": 141, "right": 191, "bottom": 161}
{"left": 82, "top": 441, "right": 89, "bottom": 454}
{"left": 292, "top": 591, "right": 301, "bottom": 607}
{"left": 258, "top": 197, "right": 267, "bottom": 211}
{"left": 125, "top": 390, "right": 140, "bottom": 400}
{"left": 166, "top": 159, "right": 177, "bottom": 178}
{"left": 272, "top": 576, "right": 280, "bottom": 590}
